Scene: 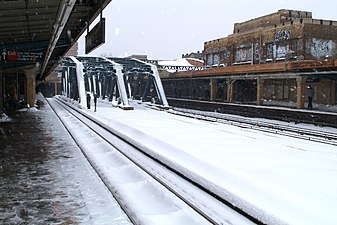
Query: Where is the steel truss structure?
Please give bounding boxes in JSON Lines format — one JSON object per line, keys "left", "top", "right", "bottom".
{"left": 61, "top": 56, "right": 169, "bottom": 110}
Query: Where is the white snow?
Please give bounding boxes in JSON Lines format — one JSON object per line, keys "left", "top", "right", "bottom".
{"left": 50, "top": 98, "right": 212, "bottom": 225}
{"left": 0, "top": 113, "right": 12, "bottom": 122}
{"left": 54, "top": 98, "right": 337, "bottom": 225}
{"left": 158, "top": 58, "right": 194, "bottom": 67}
{"left": 157, "top": 58, "right": 196, "bottom": 72}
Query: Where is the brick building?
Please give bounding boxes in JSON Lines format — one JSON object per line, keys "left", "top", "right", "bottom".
{"left": 162, "top": 10, "right": 337, "bottom": 110}
{"left": 182, "top": 51, "right": 204, "bottom": 61}
{"left": 204, "top": 9, "right": 337, "bottom": 66}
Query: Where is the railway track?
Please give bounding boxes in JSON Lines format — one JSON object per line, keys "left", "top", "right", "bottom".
{"left": 167, "top": 98, "right": 337, "bottom": 128}
{"left": 169, "top": 107, "right": 337, "bottom": 146}
{"left": 47, "top": 97, "right": 262, "bottom": 225}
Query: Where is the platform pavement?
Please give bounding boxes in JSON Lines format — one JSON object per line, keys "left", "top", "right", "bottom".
{"left": 0, "top": 98, "right": 131, "bottom": 225}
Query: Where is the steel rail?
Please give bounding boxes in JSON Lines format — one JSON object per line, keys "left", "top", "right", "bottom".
{"left": 169, "top": 108, "right": 337, "bottom": 146}
{"left": 48, "top": 97, "right": 261, "bottom": 225}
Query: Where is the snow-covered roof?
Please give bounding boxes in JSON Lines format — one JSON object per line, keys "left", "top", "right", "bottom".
{"left": 157, "top": 58, "right": 203, "bottom": 72}
{"left": 157, "top": 58, "right": 194, "bottom": 67}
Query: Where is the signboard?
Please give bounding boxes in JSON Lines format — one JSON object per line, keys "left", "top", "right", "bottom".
{"left": 7, "top": 51, "right": 18, "bottom": 61}
{"left": 1, "top": 50, "right": 43, "bottom": 62}
{"left": 85, "top": 18, "right": 106, "bottom": 54}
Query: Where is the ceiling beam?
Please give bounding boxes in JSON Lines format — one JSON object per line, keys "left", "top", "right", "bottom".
{"left": 40, "top": 0, "right": 76, "bottom": 79}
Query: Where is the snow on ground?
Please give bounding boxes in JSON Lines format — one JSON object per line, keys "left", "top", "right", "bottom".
{"left": 262, "top": 100, "right": 337, "bottom": 113}
{"left": 0, "top": 98, "right": 132, "bottom": 225}
{"left": 0, "top": 113, "right": 12, "bottom": 122}
{"left": 51, "top": 99, "right": 212, "bottom": 225}
{"left": 78, "top": 99, "right": 337, "bottom": 225}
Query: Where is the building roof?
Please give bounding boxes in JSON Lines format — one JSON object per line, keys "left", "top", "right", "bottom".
{"left": 0, "top": 0, "right": 111, "bottom": 80}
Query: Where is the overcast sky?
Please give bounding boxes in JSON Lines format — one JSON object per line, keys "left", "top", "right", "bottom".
{"left": 78, "top": 0, "right": 337, "bottom": 60}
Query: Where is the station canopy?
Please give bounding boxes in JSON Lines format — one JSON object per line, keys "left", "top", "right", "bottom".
{"left": 0, "top": 0, "right": 111, "bottom": 80}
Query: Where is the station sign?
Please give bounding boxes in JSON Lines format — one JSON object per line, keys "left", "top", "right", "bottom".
{"left": 1, "top": 49, "right": 43, "bottom": 62}
{"left": 85, "top": 18, "right": 106, "bottom": 54}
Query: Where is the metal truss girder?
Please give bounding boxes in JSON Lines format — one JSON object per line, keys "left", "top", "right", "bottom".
{"left": 158, "top": 65, "right": 203, "bottom": 71}
{"left": 61, "top": 56, "right": 169, "bottom": 110}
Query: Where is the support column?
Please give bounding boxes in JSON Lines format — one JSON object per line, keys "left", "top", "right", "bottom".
{"left": 210, "top": 79, "right": 217, "bottom": 101}
{"left": 0, "top": 70, "right": 3, "bottom": 114}
{"left": 257, "top": 78, "right": 264, "bottom": 106}
{"left": 55, "top": 82, "right": 58, "bottom": 96}
{"left": 332, "top": 80, "right": 336, "bottom": 105}
{"left": 24, "top": 68, "right": 37, "bottom": 108}
{"left": 296, "top": 76, "right": 305, "bottom": 109}
{"left": 227, "top": 79, "right": 234, "bottom": 103}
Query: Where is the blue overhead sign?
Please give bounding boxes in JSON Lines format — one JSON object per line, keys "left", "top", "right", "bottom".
{"left": 1, "top": 50, "right": 43, "bottom": 62}
{"left": 0, "top": 39, "right": 70, "bottom": 69}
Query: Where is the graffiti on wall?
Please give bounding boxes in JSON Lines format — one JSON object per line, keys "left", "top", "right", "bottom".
{"left": 267, "top": 44, "right": 274, "bottom": 59}
{"left": 275, "top": 45, "right": 294, "bottom": 59}
{"left": 205, "top": 33, "right": 304, "bottom": 64}
{"left": 311, "top": 38, "right": 336, "bottom": 58}
{"left": 207, "top": 54, "right": 213, "bottom": 65}
{"left": 235, "top": 47, "right": 252, "bottom": 62}
{"left": 266, "top": 43, "right": 294, "bottom": 60}
{"left": 223, "top": 49, "right": 230, "bottom": 60}
{"left": 213, "top": 55, "right": 220, "bottom": 65}
{"left": 254, "top": 43, "right": 262, "bottom": 62}
{"left": 275, "top": 30, "right": 290, "bottom": 42}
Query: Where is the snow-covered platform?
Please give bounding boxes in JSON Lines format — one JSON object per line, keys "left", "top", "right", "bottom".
{"left": 75, "top": 99, "right": 337, "bottom": 225}
{"left": 2, "top": 94, "right": 337, "bottom": 224}
{"left": 0, "top": 98, "right": 132, "bottom": 224}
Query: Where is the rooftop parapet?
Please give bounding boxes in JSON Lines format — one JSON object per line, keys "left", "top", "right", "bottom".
{"left": 204, "top": 15, "right": 337, "bottom": 47}
{"left": 233, "top": 9, "right": 312, "bottom": 34}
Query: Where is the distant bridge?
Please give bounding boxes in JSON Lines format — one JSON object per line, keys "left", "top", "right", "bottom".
{"left": 61, "top": 56, "right": 169, "bottom": 110}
